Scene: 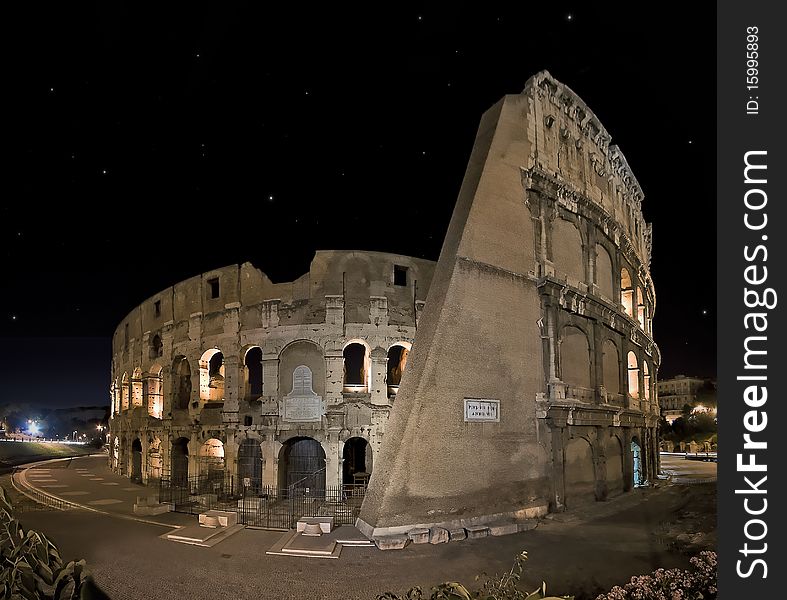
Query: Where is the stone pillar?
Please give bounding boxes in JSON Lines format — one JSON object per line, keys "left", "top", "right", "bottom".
{"left": 592, "top": 322, "right": 605, "bottom": 404}
{"left": 262, "top": 300, "right": 280, "bottom": 329}
{"left": 223, "top": 353, "right": 240, "bottom": 426}
{"left": 586, "top": 228, "right": 596, "bottom": 289}
{"left": 324, "top": 351, "right": 344, "bottom": 406}
{"left": 261, "top": 353, "right": 278, "bottom": 398}
{"left": 160, "top": 364, "right": 173, "bottom": 417}
{"left": 622, "top": 428, "right": 633, "bottom": 492}
{"left": 551, "top": 427, "right": 566, "bottom": 511}
{"left": 369, "top": 347, "right": 388, "bottom": 406}
{"left": 161, "top": 436, "right": 171, "bottom": 479}
{"left": 369, "top": 296, "right": 389, "bottom": 328}
{"left": 188, "top": 433, "right": 199, "bottom": 479}
{"left": 415, "top": 300, "right": 425, "bottom": 327}
{"left": 224, "top": 431, "right": 238, "bottom": 480}
{"left": 546, "top": 305, "right": 559, "bottom": 384}
{"left": 323, "top": 437, "right": 341, "bottom": 489}
{"left": 593, "top": 427, "right": 607, "bottom": 500}
{"left": 325, "top": 295, "right": 344, "bottom": 328}
{"left": 261, "top": 438, "right": 281, "bottom": 487}
{"left": 141, "top": 436, "right": 149, "bottom": 483}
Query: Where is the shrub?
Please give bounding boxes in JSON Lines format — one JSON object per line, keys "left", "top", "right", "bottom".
{"left": 594, "top": 551, "right": 717, "bottom": 600}
{"left": 377, "top": 551, "right": 573, "bottom": 600}
{"left": 0, "top": 486, "right": 110, "bottom": 599}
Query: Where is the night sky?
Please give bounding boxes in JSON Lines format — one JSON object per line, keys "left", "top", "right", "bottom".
{"left": 4, "top": 3, "right": 715, "bottom": 409}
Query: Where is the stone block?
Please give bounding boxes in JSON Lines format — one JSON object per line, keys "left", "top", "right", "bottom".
{"left": 133, "top": 502, "right": 170, "bottom": 516}
{"left": 296, "top": 516, "right": 334, "bottom": 534}
{"left": 465, "top": 525, "right": 489, "bottom": 539}
{"left": 488, "top": 523, "right": 518, "bottom": 536}
{"left": 374, "top": 535, "right": 410, "bottom": 550}
{"left": 199, "top": 510, "right": 237, "bottom": 528}
{"left": 448, "top": 528, "right": 467, "bottom": 541}
{"left": 429, "top": 527, "right": 449, "bottom": 544}
{"left": 408, "top": 528, "right": 430, "bottom": 544}
{"left": 516, "top": 520, "right": 538, "bottom": 533}
{"left": 200, "top": 515, "right": 219, "bottom": 528}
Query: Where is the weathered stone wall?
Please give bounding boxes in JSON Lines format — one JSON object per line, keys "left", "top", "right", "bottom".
{"left": 108, "top": 250, "right": 435, "bottom": 490}
{"left": 358, "top": 71, "right": 660, "bottom": 539}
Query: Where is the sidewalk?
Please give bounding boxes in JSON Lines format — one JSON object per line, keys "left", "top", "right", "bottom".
{"left": 14, "top": 455, "right": 194, "bottom": 528}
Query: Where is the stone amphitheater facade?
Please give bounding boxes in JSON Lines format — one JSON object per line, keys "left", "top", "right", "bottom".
{"left": 359, "top": 71, "right": 661, "bottom": 539}
{"left": 108, "top": 251, "right": 434, "bottom": 492}
{"left": 110, "top": 71, "right": 660, "bottom": 538}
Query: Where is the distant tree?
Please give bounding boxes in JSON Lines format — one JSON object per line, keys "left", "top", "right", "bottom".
{"left": 695, "top": 379, "right": 717, "bottom": 409}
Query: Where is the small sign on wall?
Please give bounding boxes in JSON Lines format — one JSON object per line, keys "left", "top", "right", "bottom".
{"left": 464, "top": 398, "right": 500, "bottom": 422}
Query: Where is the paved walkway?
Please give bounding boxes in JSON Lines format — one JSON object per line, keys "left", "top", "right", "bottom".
{"left": 8, "top": 456, "right": 714, "bottom": 600}
{"left": 14, "top": 455, "right": 193, "bottom": 527}
{"left": 659, "top": 454, "right": 718, "bottom": 483}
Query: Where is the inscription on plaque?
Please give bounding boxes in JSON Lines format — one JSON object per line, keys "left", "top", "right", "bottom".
{"left": 464, "top": 398, "right": 500, "bottom": 422}
{"left": 282, "top": 365, "right": 324, "bottom": 423}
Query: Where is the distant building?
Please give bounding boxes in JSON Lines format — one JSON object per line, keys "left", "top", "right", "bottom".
{"left": 657, "top": 375, "right": 708, "bottom": 423}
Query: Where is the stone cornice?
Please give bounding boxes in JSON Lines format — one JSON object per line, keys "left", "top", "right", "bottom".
{"left": 523, "top": 70, "right": 645, "bottom": 209}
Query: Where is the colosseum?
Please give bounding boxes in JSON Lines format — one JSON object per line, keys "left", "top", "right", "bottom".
{"left": 109, "top": 70, "right": 660, "bottom": 540}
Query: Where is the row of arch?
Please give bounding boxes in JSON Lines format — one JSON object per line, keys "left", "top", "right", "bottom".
{"left": 113, "top": 339, "right": 411, "bottom": 417}
{"left": 560, "top": 325, "right": 652, "bottom": 402}
{"left": 550, "top": 218, "right": 654, "bottom": 336}
{"left": 564, "top": 434, "right": 646, "bottom": 505}
{"left": 114, "top": 435, "right": 372, "bottom": 490}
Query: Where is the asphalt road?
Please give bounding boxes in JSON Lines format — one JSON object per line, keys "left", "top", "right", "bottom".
{"left": 4, "top": 456, "right": 715, "bottom": 600}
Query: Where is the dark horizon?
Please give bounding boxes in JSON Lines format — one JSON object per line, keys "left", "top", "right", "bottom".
{"left": 4, "top": 4, "right": 716, "bottom": 409}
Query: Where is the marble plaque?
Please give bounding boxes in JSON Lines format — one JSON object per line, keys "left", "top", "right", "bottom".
{"left": 464, "top": 398, "right": 500, "bottom": 422}
{"left": 282, "top": 365, "right": 324, "bottom": 423}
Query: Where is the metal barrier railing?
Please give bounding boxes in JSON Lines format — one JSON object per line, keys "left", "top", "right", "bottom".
{"left": 158, "top": 472, "right": 367, "bottom": 529}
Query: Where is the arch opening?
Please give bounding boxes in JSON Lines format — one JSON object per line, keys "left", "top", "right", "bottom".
{"left": 343, "top": 343, "right": 368, "bottom": 390}
{"left": 342, "top": 437, "right": 372, "bottom": 488}
{"left": 238, "top": 439, "right": 262, "bottom": 494}
{"left": 278, "top": 437, "right": 326, "bottom": 493}
{"left": 621, "top": 267, "right": 634, "bottom": 318}
{"left": 171, "top": 437, "right": 190, "bottom": 487}
{"left": 627, "top": 351, "right": 640, "bottom": 400}
{"left": 244, "top": 347, "right": 263, "bottom": 399}
{"left": 131, "top": 438, "right": 143, "bottom": 483}
{"left": 199, "top": 349, "right": 225, "bottom": 404}
{"left": 386, "top": 344, "right": 409, "bottom": 395}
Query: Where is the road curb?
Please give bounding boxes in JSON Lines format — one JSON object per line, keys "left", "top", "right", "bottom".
{"left": 12, "top": 456, "right": 185, "bottom": 529}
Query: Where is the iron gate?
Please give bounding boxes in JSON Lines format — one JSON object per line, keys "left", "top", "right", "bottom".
{"left": 237, "top": 484, "right": 366, "bottom": 529}
{"left": 160, "top": 475, "right": 366, "bottom": 529}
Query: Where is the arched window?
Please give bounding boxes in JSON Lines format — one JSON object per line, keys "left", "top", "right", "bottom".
{"left": 643, "top": 361, "right": 651, "bottom": 401}
{"left": 343, "top": 343, "right": 368, "bottom": 390}
{"left": 627, "top": 351, "right": 640, "bottom": 399}
{"left": 621, "top": 268, "right": 634, "bottom": 318}
{"left": 147, "top": 365, "right": 163, "bottom": 419}
{"left": 386, "top": 344, "right": 410, "bottom": 394}
{"left": 150, "top": 334, "right": 163, "bottom": 360}
{"left": 199, "top": 349, "right": 224, "bottom": 404}
{"left": 244, "top": 347, "right": 263, "bottom": 399}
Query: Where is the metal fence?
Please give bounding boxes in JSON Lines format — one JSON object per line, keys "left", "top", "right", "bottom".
{"left": 158, "top": 474, "right": 366, "bottom": 529}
